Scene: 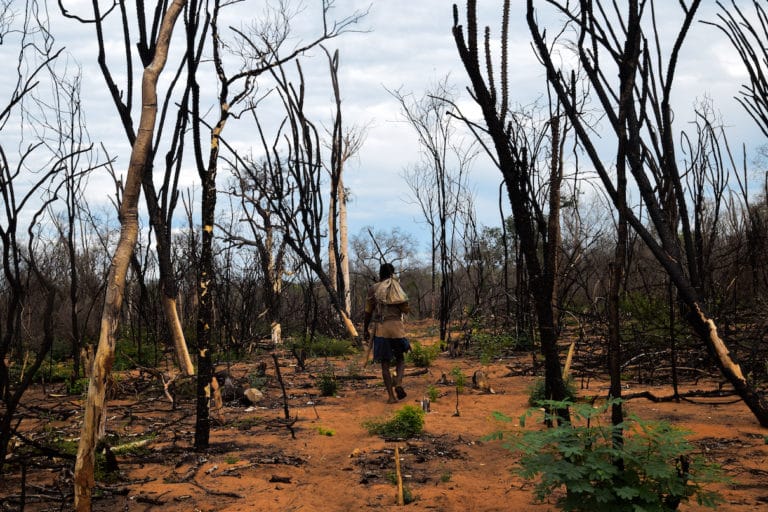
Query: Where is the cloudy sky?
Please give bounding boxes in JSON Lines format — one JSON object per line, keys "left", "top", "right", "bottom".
{"left": 330, "top": 1, "right": 764, "bottom": 247}
{"left": 5, "top": 0, "right": 766, "bottom": 255}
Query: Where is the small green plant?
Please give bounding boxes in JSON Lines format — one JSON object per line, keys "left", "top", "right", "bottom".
{"left": 440, "top": 470, "right": 452, "bottom": 483}
{"left": 386, "top": 473, "right": 414, "bottom": 503}
{"left": 31, "top": 360, "right": 73, "bottom": 383}
{"left": 345, "top": 360, "right": 363, "bottom": 379}
{"left": 66, "top": 377, "right": 89, "bottom": 395}
{"left": 450, "top": 367, "right": 466, "bottom": 393}
{"left": 407, "top": 341, "right": 440, "bottom": 367}
{"left": 113, "top": 335, "right": 156, "bottom": 370}
{"left": 224, "top": 455, "right": 240, "bottom": 464}
{"left": 317, "top": 365, "right": 338, "bottom": 397}
{"left": 363, "top": 404, "right": 426, "bottom": 440}
{"left": 427, "top": 384, "right": 439, "bottom": 402}
{"left": 488, "top": 399, "right": 725, "bottom": 511}
{"left": 316, "top": 426, "right": 335, "bottom": 436}
{"left": 527, "top": 376, "right": 577, "bottom": 406}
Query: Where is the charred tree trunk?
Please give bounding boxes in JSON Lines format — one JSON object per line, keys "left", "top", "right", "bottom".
{"left": 452, "top": 1, "right": 570, "bottom": 421}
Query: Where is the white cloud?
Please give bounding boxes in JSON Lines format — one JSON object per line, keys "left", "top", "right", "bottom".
{"left": 5, "top": 0, "right": 766, "bottom": 253}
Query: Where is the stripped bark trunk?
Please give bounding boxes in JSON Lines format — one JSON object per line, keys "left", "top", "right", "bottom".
{"left": 73, "top": 1, "right": 187, "bottom": 508}
{"left": 339, "top": 177, "right": 351, "bottom": 314}
{"left": 162, "top": 296, "right": 194, "bottom": 375}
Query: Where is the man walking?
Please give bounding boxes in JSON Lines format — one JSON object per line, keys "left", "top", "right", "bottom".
{"left": 363, "top": 263, "right": 411, "bottom": 403}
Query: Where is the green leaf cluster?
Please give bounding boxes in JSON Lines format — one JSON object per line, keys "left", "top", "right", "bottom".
{"left": 471, "top": 331, "right": 528, "bottom": 363}
{"left": 363, "top": 404, "right": 425, "bottom": 440}
{"left": 316, "top": 365, "right": 338, "bottom": 397}
{"left": 493, "top": 399, "right": 725, "bottom": 511}
{"left": 450, "top": 367, "right": 467, "bottom": 393}
{"left": 407, "top": 341, "right": 440, "bottom": 368}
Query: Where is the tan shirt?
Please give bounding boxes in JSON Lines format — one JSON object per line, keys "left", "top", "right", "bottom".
{"left": 365, "top": 282, "right": 410, "bottom": 339}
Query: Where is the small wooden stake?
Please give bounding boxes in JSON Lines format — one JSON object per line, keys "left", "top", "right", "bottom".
{"left": 394, "top": 445, "right": 404, "bottom": 506}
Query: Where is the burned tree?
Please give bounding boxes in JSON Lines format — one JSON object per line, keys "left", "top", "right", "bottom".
{"left": 526, "top": 0, "right": 768, "bottom": 426}
{"left": 452, "top": 1, "right": 572, "bottom": 416}
{"left": 391, "top": 79, "right": 477, "bottom": 346}
{"left": 0, "top": 1, "right": 98, "bottom": 473}
{"left": 188, "top": 0, "right": 366, "bottom": 449}
{"left": 59, "top": 0, "right": 196, "bottom": 376}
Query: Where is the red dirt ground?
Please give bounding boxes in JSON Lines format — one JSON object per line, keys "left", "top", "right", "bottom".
{"left": 2, "top": 321, "right": 767, "bottom": 511}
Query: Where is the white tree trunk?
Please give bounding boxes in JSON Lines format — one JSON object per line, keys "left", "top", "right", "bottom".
{"left": 339, "top": 176, "right": 351, "bottom": 313}
{"left": 163, "top": 296, "right": 195, "bottom": 375}
{"left": 73, "top": 1, "right": 187, "bottom": 508}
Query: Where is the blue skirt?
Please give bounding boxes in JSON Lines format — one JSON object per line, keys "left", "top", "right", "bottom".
{"left": 372, "top": 336, "right": 411, "bottom": 362}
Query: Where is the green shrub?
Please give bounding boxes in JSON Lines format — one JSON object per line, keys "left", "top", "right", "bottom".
{"left": 113, "top": 335, "right": 156, "bottom": 370}
{"left": 427, "top": 384, "right": 439, "bottom": 402}
{"left": 32, "top": 360, "right": 72, "bottom": 383}
{"left": 316, "top": 426, "right": 335, "bottom": 436}
{"left": 317, "top": 366, "right": 338, "bottom": 397}
{"left": 233, "top": 415, "right": 264, "bottom": 430}
{"left": 364, "top": 404, "right": 425, "bottom": 440}
{"left": 66, "top": 377, "right": 89, "bottom": 395}
{"left": 489, "top": 399, "right": 725, "bottom": 511}
{"left": 247, "top": 366, "right": 269, "bottom": 391}
{"left": 290, "top": 334, "right": 356, "bottom": 358}
{"left": 471, "top": 331, "right": 523, "bottom": 363}
{"left": 407, "top": 341, "right": 440, "bottom": 367}
{"left": 527, "top": 376, "right": 577, "bottom": 406}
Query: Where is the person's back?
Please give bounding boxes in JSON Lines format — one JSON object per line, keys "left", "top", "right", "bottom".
{"left": 363, "top": 263, "right": 411, "bottom": 403}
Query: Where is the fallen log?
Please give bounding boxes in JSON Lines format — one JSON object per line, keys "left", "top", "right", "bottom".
{"left": 335, "top": 368, "right": 428, "bottom": 381}
{"left": 622, "top": 388, "right": 738, "bottom": 403}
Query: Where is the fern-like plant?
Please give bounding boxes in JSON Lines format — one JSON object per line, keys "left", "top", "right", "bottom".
{"left": 488, "top": 399, "right": 724, "bottom": 511}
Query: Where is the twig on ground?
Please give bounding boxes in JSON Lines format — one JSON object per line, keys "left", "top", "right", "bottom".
{"left": 394, "top": 445, "right": 404, "bottom": 506}
{"left": 622, "top": 388, "right": 738, "bottom": 404}
{"left": 192, "top": 479, "right": 244, "bottom": 498}
{"left": 272, "top": 353, "right": 297, "bottom": 439}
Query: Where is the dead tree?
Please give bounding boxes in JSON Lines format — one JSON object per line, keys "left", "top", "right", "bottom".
{"left": 59, "top": 0, "right": 196, "bottom": 376}
{"left": 0, "top": 0, "right": 99, "bottom": 475}
{"left": 73, "top": 1, "right": 188, "bottom": 508}
{"left": 391, "top": 79, "right": 477, "bottom": 346}
{"left": 324, "top": 47, "right": 367, "bottom": 319}
{"left": 241, "top": 56, "right": 361, "bottom": 339}
{"left": 225, "top": 161, "right": 290, "bottom": 347}
{"left": 452, "top": 1, "right": 572, "bottom": 418}
{"left": 527, "top": 0, "right": 768, "bottom": 426}
{"left": 188, "top": 0, "right": 366, "bottom": 450}
{"left": 707, "top": 0, "right": 768, "bottom": 302}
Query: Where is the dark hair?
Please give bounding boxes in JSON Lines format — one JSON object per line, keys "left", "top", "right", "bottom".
{"left": 379, "top": 263, "right": 395, "bottom": 280}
